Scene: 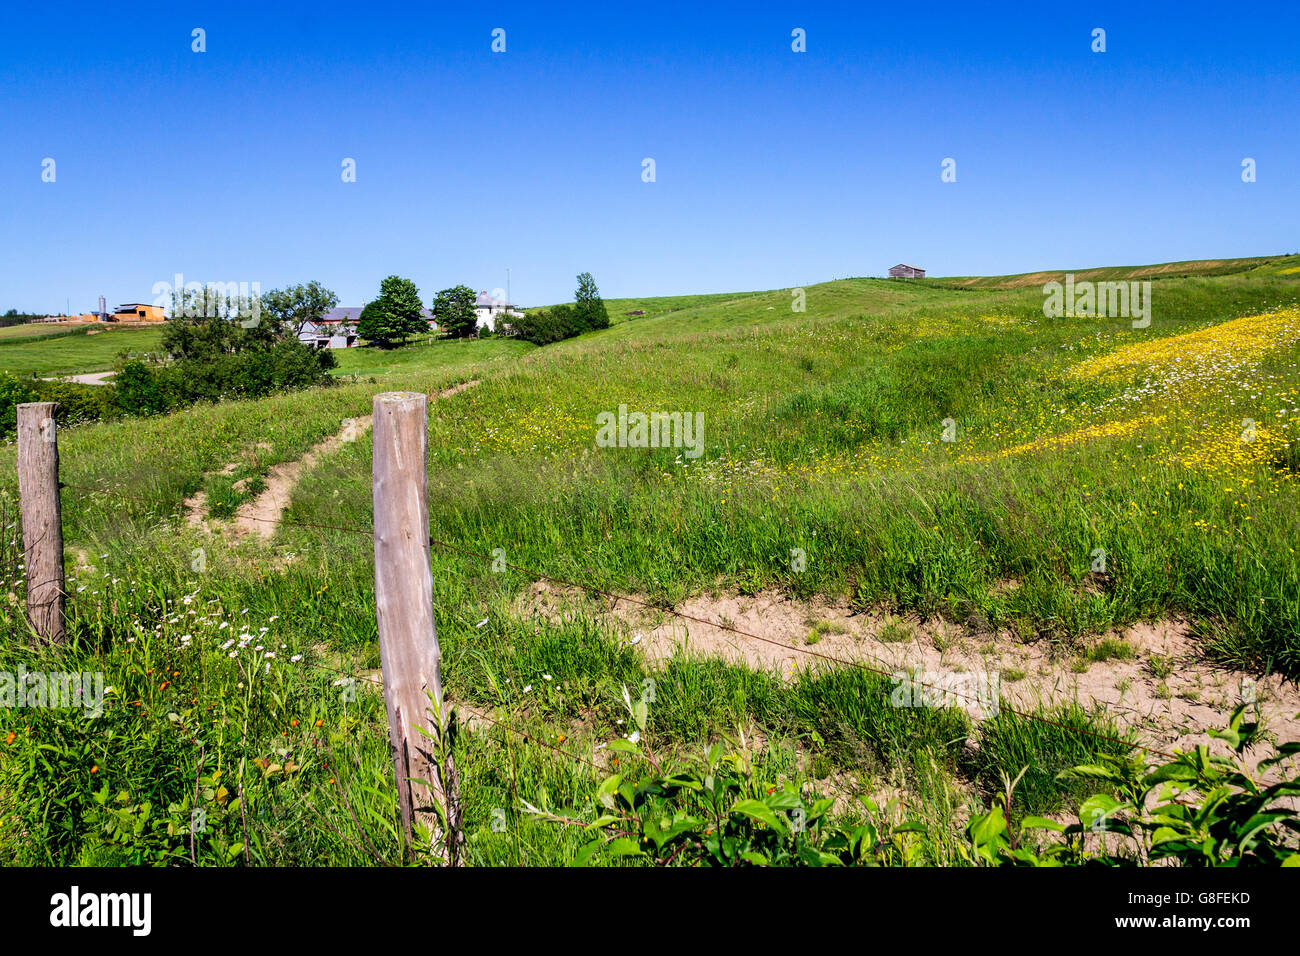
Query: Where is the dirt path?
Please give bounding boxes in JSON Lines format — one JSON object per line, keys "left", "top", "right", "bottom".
{"left": 232, "top": 415, "right": 371, "bottom": 539}
{"left": 43, "top": 371, "right": 116, "bottom": 386}
{"left": 186, "top": 379, "right": 481, "bottom": 540}
{"left": 518, "top": 582, "right": 1300, "bottom": 765}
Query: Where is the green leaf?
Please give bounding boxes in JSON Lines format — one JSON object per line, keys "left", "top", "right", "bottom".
{"left": 1060, "top": 764, "right": 1124, "bottom": 783}
{"left": 732, "top": 799, "right": 787, "bottom": 833}
{"left": 969, "top": 806, "right": 1007, "bottom": 847}
{"left": 570, "top": 840, "right": 602, "bottom": 867}
{"left": 1020, "top": 816, "right": 1065, "bottom": 832}
{"left": 607, "top": 837, "right": 645, "bottom": 859}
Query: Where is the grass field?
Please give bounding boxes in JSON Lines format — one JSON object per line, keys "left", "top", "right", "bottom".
{"left": 2, "top": 258, "right": 1298, "bottom": 866}
{"left": 0, "top": 324, "right": 164, "bottom": 377}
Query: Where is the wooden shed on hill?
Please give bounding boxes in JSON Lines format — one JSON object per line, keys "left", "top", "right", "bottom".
{"left": 888, "top": 264, "right": 926, "bottom": 278}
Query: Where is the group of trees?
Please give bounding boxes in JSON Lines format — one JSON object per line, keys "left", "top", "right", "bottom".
{"left": 0, "top": 281, "right": 344, "bottom": 432}
{"left": 1, "top": 308, "right": 47, "bottom": 327}
{"left": 1, "top": 270, "right": 616, "bottom": 433}
{"left": 154, "top": 281, "right": 339, "bottom": 406}
{"left": 355, "top": 277, "right": 480, "bottom": 347}
{"left": 501, "top": 272, "right": 609, "bottom": 345}
{"left": 355, "top": 271, "right": 610, "bottom": 348}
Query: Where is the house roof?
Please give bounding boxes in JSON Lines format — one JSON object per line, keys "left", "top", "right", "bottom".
{"left": 319, "top": 306, "right": 434, "bottom": 323}
{"left": 474, "top": 291, "right": 516, "bottom": 308}
{"left": 889, "top": 264, "right": 923, "bottom": 271}
{"left": 322, "top": 307, "right": 363, "bottom": 323}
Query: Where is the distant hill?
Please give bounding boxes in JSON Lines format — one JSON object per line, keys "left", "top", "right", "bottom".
{"left": 932, "top": 254, "right": 1300, "bottom": 289}
{"left": 546, "top": 255, "right": 1300, "bottom": 326}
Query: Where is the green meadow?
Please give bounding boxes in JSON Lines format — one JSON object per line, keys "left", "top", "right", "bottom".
{"left": 0, "top": 324, "right": 165, "bottom": 377}
{"left": 2, "top": 257, "right": 1299, "bottom": 865}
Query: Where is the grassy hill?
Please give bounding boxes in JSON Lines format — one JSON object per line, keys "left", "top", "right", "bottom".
{"left": 933, "top": 253, "right": 1300, "bottom": 289}
{"left": 0, "top": 323, "right": 164, "bottom": 376}
{"left": 2, "top": 255, "right": 1298, "bottom": 866}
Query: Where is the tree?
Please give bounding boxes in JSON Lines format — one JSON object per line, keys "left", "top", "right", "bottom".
{"left": 162, "top": 284, "right": 260, "bottom": 359}
{"left": 358, "top": 276, "right": 428, "bottom": 347}
{"left": 259, "top": 281, "right": 340, "bottom": 340}
{"left": 573, "top": 272, "right": 609, "bottom": 332}
{"left": 161, "top": 310, "right": 240, "bottom": 361}
{"left": 356, "top": 299, "right": 400, "bottom": 348}
{"left": 355, "top": 276, "right": 427, "bottom": 348}
{"left": 432, "top": 285, "right": 478, "bottom": 339}
{"left": 380, "top": 276, "right": 427, "bottom": 339}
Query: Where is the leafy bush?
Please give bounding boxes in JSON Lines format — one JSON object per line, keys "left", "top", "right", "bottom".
{"left": 501, "top": 272, "right": 610, "bottom": 345}
{"left": 528, "top": 691, "right": 1298, "bottom": 867}
{"left": 33, "top": 379, "right": 114, "bottom": 426}
{"left": 966, "top": 706, "right": 1300, "bottom": 866}
{"left": 526, "top": 685, "right": 928, "bottom": 866}
{"left": 0, "top": 339, "right": 333, "bottom": 438}
{"left": 112, "top": 360, "right": 169, "bottom": 416}
{"left": 504, "top": 305, "right": 586, "bottom": 345}
{"left": 155, "top": 339, "right": 335, "bottom": 404}
{"left": 0, "top": 373, "right": 38, "bottom": 438}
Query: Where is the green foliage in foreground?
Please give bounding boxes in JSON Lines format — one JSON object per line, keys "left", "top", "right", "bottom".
{"left": 532, "top": 698, "right": 1299, "bottom": 867}
{"left": 970, "top": 706, "right": 1300, "bottom": 867}
{"left": 525, "top": 686, "right": 929, "bottom": 866}
{"left": 3, "top": 261, "right": 1299, "bottom": 867}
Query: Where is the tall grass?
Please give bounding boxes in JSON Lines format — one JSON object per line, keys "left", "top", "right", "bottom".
{"left": 2, "top": 266, "right": 1298, "bottom": 865}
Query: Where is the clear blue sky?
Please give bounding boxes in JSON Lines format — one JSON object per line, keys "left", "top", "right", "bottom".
{"left": 2, "top": 1, "right": 1297, "bottom": 313}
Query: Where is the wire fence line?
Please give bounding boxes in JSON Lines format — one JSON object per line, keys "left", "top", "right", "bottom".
{"left": 47, "top": 477, "right": 1178, "bottom": 762}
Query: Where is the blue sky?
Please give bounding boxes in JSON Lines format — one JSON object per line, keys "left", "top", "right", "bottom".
{"left": 2, "top": 1, "right": 1297, "bottom": 313}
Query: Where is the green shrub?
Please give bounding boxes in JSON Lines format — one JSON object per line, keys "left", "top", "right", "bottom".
{"left": 504, "top": 305, "right": 587, "bottom": 345}
{"left": 33, "top": 379, "right": 114, "bottom": 426}
{"left": 111, "top": 360, "right": 169, "bottom": 417}
{"left": 0, "top": 373, "right": 39, "bottom": 438}
{"left": 155, "top": 339, "right": 335, "bottom": 404}
{"left": 526, "top": 687, "right": 928, "bottom": 866}
{"left": 967, "top": 706, "right": 1300, "bottom": 866}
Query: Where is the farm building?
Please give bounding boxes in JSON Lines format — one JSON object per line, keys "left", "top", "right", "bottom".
{"left": 113, "top": 302, "right": 167, "bottom": 321}
{"left": 888, "top": 264, "right": 926, "bottom": 279}
{"left": 473, "top": 291, "right": 522, "bottom": 333}
{"left": 40, "top": 298, "right": 168, "bottom": 323}
{"left": 297, "top": 306, "right": 437, "bottom": 348}
{"left": 299, "top": 321, "right": 359, "bottom": 349}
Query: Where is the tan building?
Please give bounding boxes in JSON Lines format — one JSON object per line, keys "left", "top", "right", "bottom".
{"left": 112, "top": 302, "right": 167, "bottom": 322}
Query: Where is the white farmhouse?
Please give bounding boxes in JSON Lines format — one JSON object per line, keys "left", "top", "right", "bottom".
{"left": 473, "top": 291, "right": 523, "bottom": 333}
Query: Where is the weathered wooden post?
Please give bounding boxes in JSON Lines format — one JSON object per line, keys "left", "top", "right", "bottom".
{"left": 371, "top": 392, "right": 459, "bottom": 863}
{"left": 16, "top": 402, "right": 66, "bottom": 644}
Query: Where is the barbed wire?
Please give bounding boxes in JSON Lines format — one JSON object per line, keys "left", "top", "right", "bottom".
{"left": 51, "top": 478, "right": 1179, "bottom": 760}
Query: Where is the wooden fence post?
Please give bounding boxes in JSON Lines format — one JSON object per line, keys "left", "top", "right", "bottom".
{"left": 16, "top": 402, "right": 66, "bottom": 644}
{"left": 371, "top": 391, "right": 459, "bottom": 863}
